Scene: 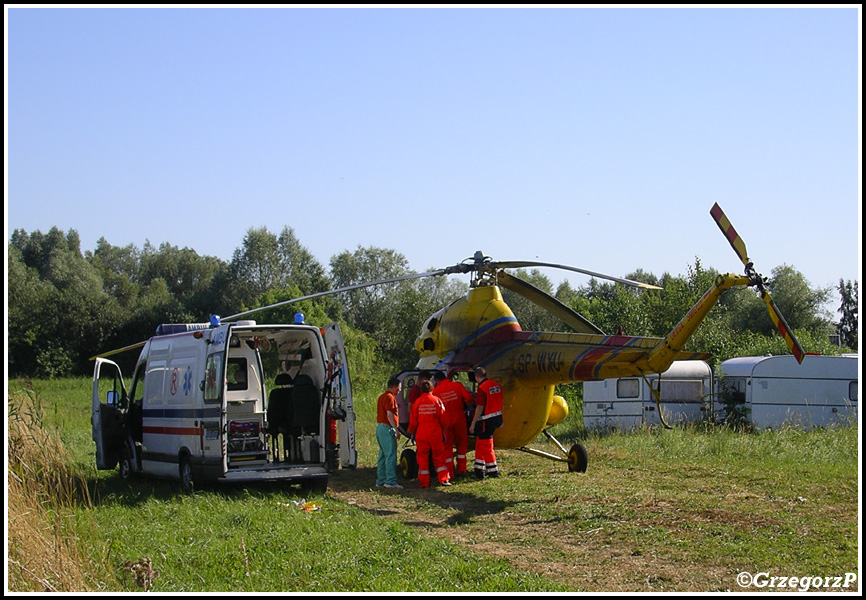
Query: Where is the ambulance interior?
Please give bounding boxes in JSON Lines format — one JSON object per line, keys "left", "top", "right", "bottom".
{"left": 225, "top": 327, "right": 327, "bottom": 467}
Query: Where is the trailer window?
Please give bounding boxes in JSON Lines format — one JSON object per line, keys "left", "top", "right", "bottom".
{"left": 204, "top": 352, "right": 224, "bottom": 403}
{"left": 850, "top": 381, "right": 858, "bottom": 402}
{"left": 659, "top": 380, "right": 704, "bottom": 403}
{"left": 617, "top": 379, "right": 640, "bottom": 398}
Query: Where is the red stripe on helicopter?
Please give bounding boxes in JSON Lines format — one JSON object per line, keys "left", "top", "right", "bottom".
{"left": 456, "top": 316, "right": 521, "bottom": 350}
{"left": 569, "top": 335, "right": 640, "bottom": 381}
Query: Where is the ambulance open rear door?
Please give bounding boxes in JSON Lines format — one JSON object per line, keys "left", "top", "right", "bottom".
{"left": 324, "top": 322, "right": 357, "bottom": 469}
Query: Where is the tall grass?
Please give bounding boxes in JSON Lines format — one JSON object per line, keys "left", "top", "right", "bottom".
{"left": 7, "top": 380, "right": 116, "bottom": 591}
{"left": 8, "top": 376, "right": 858, "bottom": 592}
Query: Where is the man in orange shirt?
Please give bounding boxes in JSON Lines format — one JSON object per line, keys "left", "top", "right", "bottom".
{"left": 376, "top": 376, "right": 403, "bottom": 489}
{"left": 432, "top": 371, "right": 473, "bottom": 478}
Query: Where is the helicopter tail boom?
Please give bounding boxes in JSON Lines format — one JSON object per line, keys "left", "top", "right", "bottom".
{"left": 645, "top": 272, "right": 751, "bottom": 373}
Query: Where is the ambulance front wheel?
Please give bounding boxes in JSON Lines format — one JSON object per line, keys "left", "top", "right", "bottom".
{"left": 119, "top": 455, "right": 133, "bottom": 480}
{"left": 400, "top": 448, "right": 418, "bottom": 480}
{"left": 119, "top": 443, "right": 135, "bottom": 480}
{"left": 567, "top": 443, "right": 588, "bottom": 473}
{"left": 179, "top": 454, "right": 194, "bottom": 493}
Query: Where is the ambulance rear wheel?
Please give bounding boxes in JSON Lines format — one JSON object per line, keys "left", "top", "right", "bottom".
{"left": 567, "top": 443, "right": 588, "bottom": 473}
{"left": 400, "top": 448, "right": 418, "bottom": 479}
{"left": 179, "top": 454, "right": 194, "bottom": 493}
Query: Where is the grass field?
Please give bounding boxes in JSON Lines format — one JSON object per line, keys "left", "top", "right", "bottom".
{"left": 7, "top": 377, "right": 861, "bottom": 592}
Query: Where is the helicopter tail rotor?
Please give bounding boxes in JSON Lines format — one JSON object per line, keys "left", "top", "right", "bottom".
{"left": 710, "top": 203, "right": 805, "bottom": 363}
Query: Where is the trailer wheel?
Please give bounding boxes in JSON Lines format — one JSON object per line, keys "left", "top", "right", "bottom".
{"left": 400, "top": 448, "right": 418, "bottom": 480}
{"left": 179, "top": 454, "right": 194, "bottom": 493}
{"left": 567, "top": 443, "right": 588, "bottom": 473}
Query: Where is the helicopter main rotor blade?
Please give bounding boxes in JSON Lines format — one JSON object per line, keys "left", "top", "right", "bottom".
{"left": 709, "top": 203, "right": 805, "bottom": 364}
{"left": 497, "top": 271, "right": 604, "bottom": 335}
{"left": 763, "top": 289, "right": 806, "bottom": 364}
{"left": 710, "top": 202, "right": 751, "bottom": 267}
{"left": 489, "top": 260, "right": 663, "bottom": 290}
{"left": 222, "top": 269, "right": 447, "bottom": 321}
{"left": 89, "top": 340, "right": 147, "bottom": 361}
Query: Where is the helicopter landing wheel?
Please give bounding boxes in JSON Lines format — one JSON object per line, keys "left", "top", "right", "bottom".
{"left": 400, "top": 448, "right": 418, "bottom": 480}
{"left": 567, "top": 443, "right": 588, "bottom": 473}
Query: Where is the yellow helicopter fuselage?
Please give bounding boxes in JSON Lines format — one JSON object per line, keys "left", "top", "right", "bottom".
{"left": 414, "top": 284, "right": 554, "bottom": 448}
{"left": 413, "top": 278, "right": 731, "bottom": 449}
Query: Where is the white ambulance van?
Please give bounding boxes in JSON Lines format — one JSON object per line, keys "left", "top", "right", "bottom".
{"left": 92, "top": 319, "right": 356, "bottom": 492}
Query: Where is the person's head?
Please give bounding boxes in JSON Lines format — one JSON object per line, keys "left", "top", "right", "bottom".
{"left": 474, "top": 366, "right": 487, "bottom": 381}
{"left": 420, "top": 380, "right": 434, "bottom": 393}
{"left": 387, "top": 376, "right": 401, "bottom": 393}
{"left": 432, "top": 371, "right": 447, "bottom": 384}
{"left": 419, "top": 370, "right": 432, "bottom": 381}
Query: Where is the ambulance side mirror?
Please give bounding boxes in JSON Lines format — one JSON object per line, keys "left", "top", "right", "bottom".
{"left": 106, "top": 390, "right": 119, "bottom": 407}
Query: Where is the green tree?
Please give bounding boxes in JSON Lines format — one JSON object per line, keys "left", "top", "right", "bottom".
{"left": 329, "top": 246, "right": 411, "bottom": 333}
{"left": 836, "top": 279, "right": 858, "bottom": 350}
{"left": 224, "top": 226, "right": 330, "bottom": 316}
{"left": 8, "top": 228, "right": 121, "bottom": 376}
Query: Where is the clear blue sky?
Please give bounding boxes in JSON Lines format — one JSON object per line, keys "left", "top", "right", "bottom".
{"left": 6, "top": 6, "right": 861, "bottom": 315}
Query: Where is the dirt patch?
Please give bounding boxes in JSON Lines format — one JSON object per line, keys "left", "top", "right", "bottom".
{"left": 325, "top": 465, "right": 735, "bottom": 591}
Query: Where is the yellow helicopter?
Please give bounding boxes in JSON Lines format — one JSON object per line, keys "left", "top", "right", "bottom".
{"left": 225, "top": 203, "right": 805, "bottom": 474}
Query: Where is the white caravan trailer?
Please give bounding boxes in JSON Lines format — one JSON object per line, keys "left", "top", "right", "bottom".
{"left": 92, "top": 319, "right": 357, "bottom": 492}
{"left": 583, "top": 360, "right": 713, "bottom": 430}
{"left": 716, "top": 354, "right": 858, "bottom": 430}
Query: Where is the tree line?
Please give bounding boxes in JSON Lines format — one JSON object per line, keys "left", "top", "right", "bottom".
{"left": 8, "top": 226, "right": 857, "bottom": 382}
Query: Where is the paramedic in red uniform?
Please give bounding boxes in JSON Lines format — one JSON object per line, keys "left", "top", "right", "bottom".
{"left": 408, "top": 379, "right": 451, "bottom": 488}
{"left": 469, "top": 366, "right": 504, "bottom": 479}
{"left": 432, "top": 371, "right": 473, "bottom": 478}
{"left": 401, "top": 370, "right": 432, "bottom": 435}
